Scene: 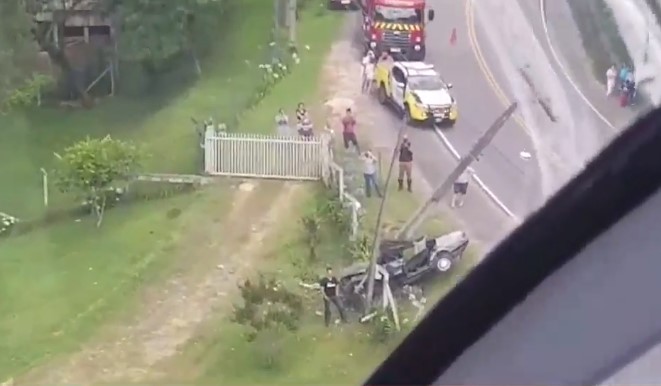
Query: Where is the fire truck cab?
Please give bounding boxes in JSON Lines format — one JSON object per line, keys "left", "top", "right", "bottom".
{"left": 360, "top": 0, "right": 434, "bottom": 61}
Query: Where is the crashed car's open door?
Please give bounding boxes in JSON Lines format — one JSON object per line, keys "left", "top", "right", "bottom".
{"left": 364, "top": 107, "right": 661, "bottom": 385}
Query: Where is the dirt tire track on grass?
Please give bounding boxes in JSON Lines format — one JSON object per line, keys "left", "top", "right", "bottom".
{"left": 18, "top": 181, "right": 304, "bottom": 385}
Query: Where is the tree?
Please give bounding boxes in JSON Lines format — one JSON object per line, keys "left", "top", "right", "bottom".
{"left": 108, "top": 0, "right": 230, "bottom": 73}
{"left": 28, "top": 0, "right": 99, "bottom": 105}
{"left": 54, "top": 136, "right": 143, "bottom": 227}
{"left": 0, "top": 0, "right": 43, "bottom": 110}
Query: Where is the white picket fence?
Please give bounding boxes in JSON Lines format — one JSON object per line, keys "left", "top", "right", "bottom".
{"left": 204, "top": 129, "right": 331, "bottom": 181}
{"left": 203, "top": 127, "right": 362, "bottom": 239}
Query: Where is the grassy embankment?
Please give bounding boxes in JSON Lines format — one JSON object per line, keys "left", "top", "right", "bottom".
{"left": 161, "top": 182, "right": 479, "bottom": 384}
{"left": 0, "top": 0, "right": 329, "bottom": 379}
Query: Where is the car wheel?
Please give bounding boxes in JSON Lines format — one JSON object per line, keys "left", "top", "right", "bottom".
{"left": 434, "top": 251, "right": 453, "bottom": 272}
{"left": 378, "top": 84, "right": 388, "bottom": 105}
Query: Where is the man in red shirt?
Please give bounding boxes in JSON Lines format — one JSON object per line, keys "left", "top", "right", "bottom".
{"left": 341, "top": 108, "right": 360, "bottom": 153}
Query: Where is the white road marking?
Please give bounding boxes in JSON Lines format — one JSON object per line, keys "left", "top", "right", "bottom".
{"left": 433, "top": 127, "right": 521, "bottom": 222}
{"left": 539, "top": 0, "right": 618, "bottom": 132}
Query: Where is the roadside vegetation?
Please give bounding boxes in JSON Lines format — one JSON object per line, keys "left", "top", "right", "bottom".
{"left": 154, "top": 182, "right": 478, "bottom": 384}
{"left": 565, "top": 0, "right": 633, "bottom": 81}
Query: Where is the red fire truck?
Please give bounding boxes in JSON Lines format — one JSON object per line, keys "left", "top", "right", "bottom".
{"left": 360, "top": 0, "right": 434, "bottom": 61}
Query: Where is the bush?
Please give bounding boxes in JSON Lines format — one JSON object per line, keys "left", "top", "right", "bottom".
{"left": 301, "top": 212, "right": 323, "bottom": 261}
{"left": 233, "top": 274, "right": 304, "bottom": 341}
{"left": 317, "top": 192, "right": 351, "bottom": 235}
{"left": 349, "top": 234, "right": 372, "bottom": 262}
{"left": 368, "top": 310, "right": 397, "bottom": 344}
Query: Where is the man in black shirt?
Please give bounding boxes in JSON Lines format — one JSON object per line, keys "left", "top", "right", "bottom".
{"left": 319, "top": 267, "right": 347, "bottom": 326}
{"left": 398, "top": 136, "right": 413, "bottom": 192}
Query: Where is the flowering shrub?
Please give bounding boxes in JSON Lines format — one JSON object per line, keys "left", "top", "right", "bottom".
{"left": 0, "top": 213, "right": 18, "bottom": 237}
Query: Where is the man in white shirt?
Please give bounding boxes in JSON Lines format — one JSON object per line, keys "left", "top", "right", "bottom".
{"left": 451, "top": 167, "right": 474, "bottom": 208}
{"left": 361, "top": 51, "right": 375, "bottom": 94}
{"left": 361, "top": 150, "right": 382, "bottom": 198}
{"left": 606, "top": 64, "right": 617, "bottom": 96}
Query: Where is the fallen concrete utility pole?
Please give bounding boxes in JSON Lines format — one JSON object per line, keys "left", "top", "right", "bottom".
{"left": 397, "top": 103, "right": 518, "bottom": 240}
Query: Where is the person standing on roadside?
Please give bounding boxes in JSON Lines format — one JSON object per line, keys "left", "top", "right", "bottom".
{"left": 451, "top": 167, "right": 474, "bottom": 208}
{"left": 618, "top": 65, "right": 630, "bottom": 90}
{"left": 341, "top": 108, "right": 360, "bottom": 153}
{"left": 361, "top": 51, "right": 375, "bottom": 94}
{"left": 361, "top": 150, "right": 382, "bottom": 198}
{"left": 606, "top": 64, "right": 617, "bottom": 96}
{"left": 398, "top": 135, "right": 413, "bottom": 192}
{"left": 319, "top": 267, "right": 347, "bottom": 327}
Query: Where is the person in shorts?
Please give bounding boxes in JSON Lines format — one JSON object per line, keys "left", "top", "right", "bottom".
{"left": 341, "top": 108, "right": 360, "bottom": 152}
{"left": 451, "top": 167, "right": 474, "bottom": 208}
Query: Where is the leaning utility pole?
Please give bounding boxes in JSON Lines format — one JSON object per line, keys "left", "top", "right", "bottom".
{"left": 365, "top": 119, "right": 408, "bottom": 310}
{"left": 397, "top": 103, "right": 518, "bottom": 240}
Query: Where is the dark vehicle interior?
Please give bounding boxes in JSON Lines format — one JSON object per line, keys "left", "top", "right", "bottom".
{"left": 365, "top": 107, "right": 661, "bottom": 385}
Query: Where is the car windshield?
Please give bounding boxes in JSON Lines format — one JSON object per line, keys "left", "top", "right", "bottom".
{"left": 374, "top": 5, "right": 423, "bottom": 23}
{"left": 408, "top": 75, "right": 445, "bottom": 90}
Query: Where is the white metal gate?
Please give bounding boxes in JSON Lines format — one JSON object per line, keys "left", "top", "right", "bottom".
{"left": 204, "top": 131, "right": 330, "bottom": 181}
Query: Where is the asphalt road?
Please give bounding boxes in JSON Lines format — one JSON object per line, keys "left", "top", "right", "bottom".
{"left": 349, "top": 0, "right": 634, "bottom": 236}
{"left": 423, "top": 0, "right": 547, "bottom": 220}
{"left": 420, "top": 0, "right": 626, "bottom": 220}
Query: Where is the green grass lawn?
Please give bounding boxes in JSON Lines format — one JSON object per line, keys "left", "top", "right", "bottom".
{"left": 0, "top": 188, "right": 232, "bottom": 378}
{"left": 0, "top": 0, "right": 337, "bottom": 380}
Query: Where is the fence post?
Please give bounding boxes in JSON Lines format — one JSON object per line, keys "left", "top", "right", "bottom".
{"left": 320, "top": 133, "right": 331, "bottom": 186}
{"left": 204, "top": 126, "right": 214, "bottom": 174}
{"left": 40, "top": 168, "right": 49, "bottom": 207}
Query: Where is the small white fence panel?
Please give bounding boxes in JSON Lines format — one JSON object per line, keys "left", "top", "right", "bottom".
{"left": 204, "top": 131, "right": 330, "bottom": 181}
